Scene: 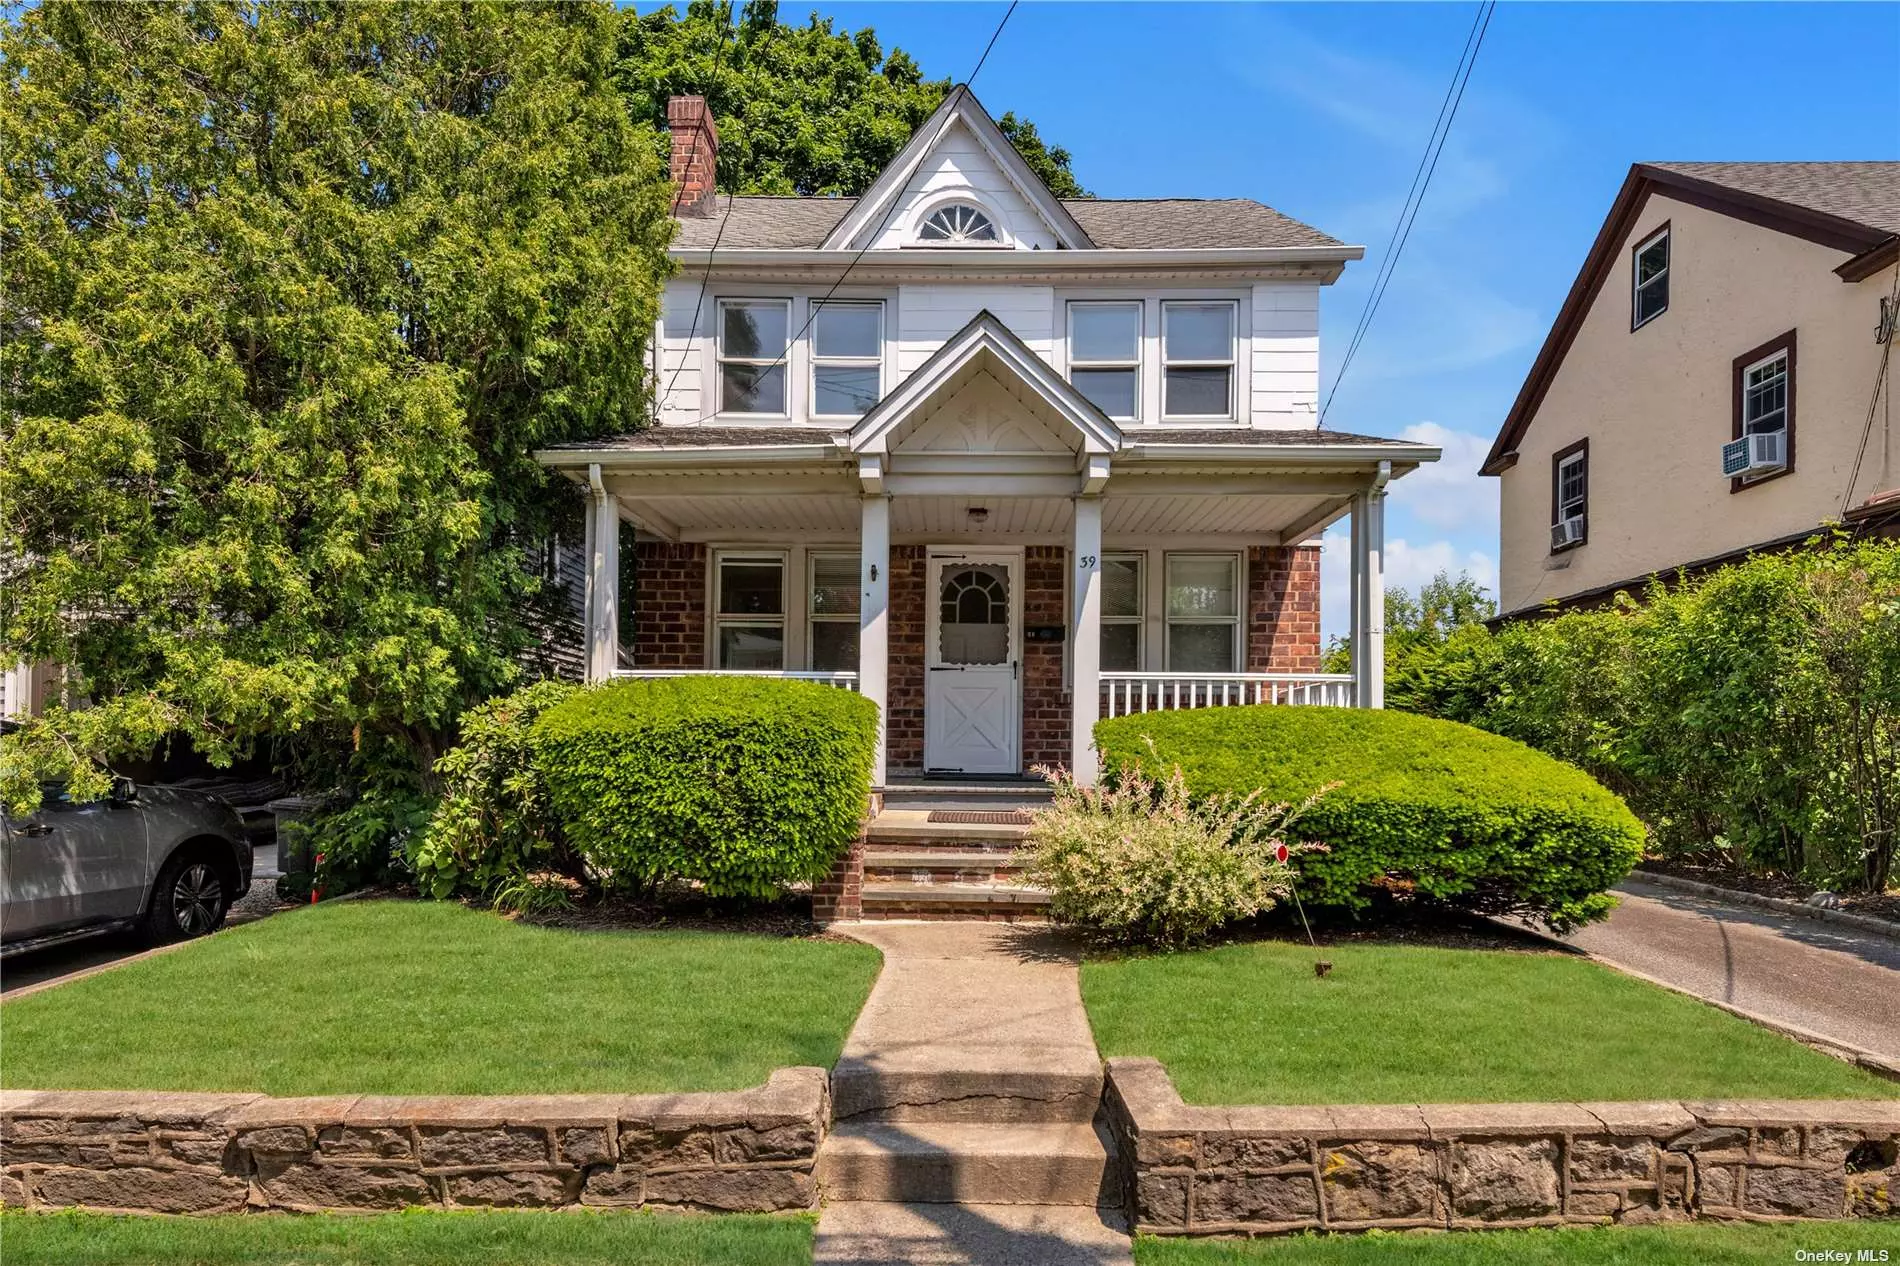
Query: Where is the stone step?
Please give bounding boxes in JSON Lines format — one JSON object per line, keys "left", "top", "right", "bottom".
{"left": 814, "top": 1201, "right": 1133, "bottom": 1265}
{"left": 860, "top": 882, "right": 1051, "bottom": 921}
{"left": 864, "top": 850, "right": 1027, "bottom": 883}
{"left": 833, "top": 1053, "right": 1103, "bottom": 1125}
{"left": 868, "top": 812, "right": 1033, "bottom": 846}
{"left": 817, "top": 1122, "right": 1118, "bottom": 1207}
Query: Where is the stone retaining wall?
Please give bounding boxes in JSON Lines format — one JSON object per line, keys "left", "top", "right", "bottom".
{"left": 1, "top": 1067, "right": 826, "bottom": 1215}
{"left": 1104, "top": 1058, "right": 1900, "bottom": 1236}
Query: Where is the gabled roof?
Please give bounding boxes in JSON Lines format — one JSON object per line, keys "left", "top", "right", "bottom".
{"left": 671, "top": 196, "right": 1345, "bottom": 252}
{"left": 846, "top": 310, "right": 1121, "bottom": 456}
{"left": 818, "top": 86, "right": 1094, "bottom": 251}
{"left": 1481, "top": 161, "right": 1900, "bottom": 476}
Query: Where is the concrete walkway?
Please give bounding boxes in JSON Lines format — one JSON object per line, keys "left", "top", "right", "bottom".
{"left": 815, "top": 923, "right": 1131, "bottom": 1266}
{"left": 1566, "top": 879, "right": 1900, "bottom": 1063}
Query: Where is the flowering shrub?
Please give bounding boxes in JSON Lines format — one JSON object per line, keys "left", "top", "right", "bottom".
{"left": 1022, "top": 756, "right": 1325, "bottom": 948}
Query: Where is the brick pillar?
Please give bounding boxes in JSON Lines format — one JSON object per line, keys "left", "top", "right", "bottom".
{"left": 812, "top": 830, "right": 865, "bottom": 925}
{"left": 1246, "top": 544, "right": 1322, "bottom": 673}
{"left": 666, "top": 95, "right": 719, "bottom": 216}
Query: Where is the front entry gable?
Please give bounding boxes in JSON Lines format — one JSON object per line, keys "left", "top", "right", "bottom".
{"left": 820, "top": 86, "right": 1092, "bottom": 253}
{"left": 847, "top": 311, "right": 1121, "bottom": 458}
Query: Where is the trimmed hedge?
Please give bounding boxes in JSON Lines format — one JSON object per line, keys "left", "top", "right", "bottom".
{"left": 535, "top": 677, "right": 877, "bottom": 898}
{"left": 1095, "top": 707, "right": 1644, "bottom": 931}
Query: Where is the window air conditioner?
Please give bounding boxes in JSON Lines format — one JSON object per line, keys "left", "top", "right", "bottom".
{"left": 1550, "top": 517, "right": 1585, "bottom": 551}
{"left": 1721, "top": 431, "right": 1785, "bottom": 478}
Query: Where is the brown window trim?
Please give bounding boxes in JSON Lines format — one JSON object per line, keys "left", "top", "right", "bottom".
{"left": 1550, "top": 437, "right": 1589, "bottom": 554}
{"left": 1630, "top": 221, "right": 1670, "bottom": 332}
{"left": 1730, "top": 329, "right": 1796, "bottom": 494}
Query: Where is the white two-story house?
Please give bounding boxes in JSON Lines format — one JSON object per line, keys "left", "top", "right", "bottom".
{"left": 536, "top": 88, "right": 1437, "bottom": 786}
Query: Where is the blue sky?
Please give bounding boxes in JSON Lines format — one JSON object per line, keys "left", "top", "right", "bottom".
{"left": 665, "top": 2, "right": 1900, "bottom": 637}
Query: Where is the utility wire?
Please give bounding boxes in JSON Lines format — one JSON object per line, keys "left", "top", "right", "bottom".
{"left": 1320, "top": 0, "right": 1496, "bottom": 427}
{"left": 1840, "top": 263, "right": 1900, "bottom": 517}
{"left": 739, "top": 0, "right": 1021, "bottom": 401}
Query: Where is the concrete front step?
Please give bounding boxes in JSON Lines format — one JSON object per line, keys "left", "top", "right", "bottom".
{"left": 860, "top": 882, "right": 1050, "bottom": 920}
{"left": 817, "top": 1121, "right": 1118, "bottom": 1207}
{"left": 868, "top": 814, "right": 1032, "bottom": 847}
{"left": 865, "top": 850, "right": 1026, "bottom": 885}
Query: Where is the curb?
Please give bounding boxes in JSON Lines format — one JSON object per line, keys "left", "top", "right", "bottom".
{"left": 1503, "top": 918, "right": 1900, "bottom": 1085}
{"left": 1630, "top": 868, "right": 1900, "bottom": 943}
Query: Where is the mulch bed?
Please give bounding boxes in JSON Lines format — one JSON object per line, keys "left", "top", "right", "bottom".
{"left": 517, "top": 887, "right": 838, "bottom": 940}
{"left": 1637, "top": 855, "right": 1900, "bottom": 925}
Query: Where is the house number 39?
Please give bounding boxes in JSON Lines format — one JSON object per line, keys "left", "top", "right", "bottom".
{"left": 1079, "top": 555, "right": 1097, "bottom": 568}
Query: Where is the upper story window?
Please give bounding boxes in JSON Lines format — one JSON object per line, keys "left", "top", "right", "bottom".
{"left": 1729, "top": 330, "right": 1795, "bottom": 488}
{"left": 1632, "top": 226, "right": 1669, "bottom": 329}
{"left": 1550, "top": 440, "right": 1588, "bottom": 553}
{"left": 1162, "top": 301, "right": 1237, "bottom": 419}
{"left": 1068, "top": 302, "right": 1141, "bottom": 421}
{"left": 917, "top": 202, "right": 999, "bottom": 245}
{"left": 718, "top": 298, "right": 790, "bottom": 416}
{"left": 811, "top": 301, "right": 883, "bottom": 418}
{"left": 1741, "top": 349, "right": 1790, "bottom": 438}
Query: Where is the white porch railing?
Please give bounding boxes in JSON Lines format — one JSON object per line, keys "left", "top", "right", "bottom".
{"left": 611, "top": 668, "right": 861, "bottom": 691}
{"left": 1100, "top": 672, "right": 1355, "bottom": 716}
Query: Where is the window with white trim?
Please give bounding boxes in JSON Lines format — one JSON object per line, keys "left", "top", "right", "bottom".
{"left": 717, "top": 299, "right": 790, "bottom": 415}
{"left": 808, "top": 552, "right": 861, "bottom": 673}
{"left": 1100, "top": 554, "right": 1143, "bottom": 672}
{"left": 917, "top": 202, "right": 999, "bottom": 245}
{"left": 714, "top": 553, "right": 785, "bottom": 669}
{"left": 1068, "top": 302, "right": 1141, "bottom": 422}
{"left": 811, "top": 301, "right": 882, "bottom": 418}
{"left": 1742, "top": 350, "right": 1790, "bottom": 439}
{"left": 1165, "top": 553, "right": 1240, "bottom": 672}
{"left": 1633, "top": 228, "right": 1669, "bottom": 328}
{"left": 1161, "top": 301, "right": 1237, "bottom": 419}
{"left": 1552, "top": 442, "right": 1587, "bottom": 551}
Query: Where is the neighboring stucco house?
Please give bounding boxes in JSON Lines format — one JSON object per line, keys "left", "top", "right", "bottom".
{"left": 536, "top": 88, "right": 1438, "bottom": 785}
{"left": 1482, "top": 162, "right": 1900, "bottom": 620}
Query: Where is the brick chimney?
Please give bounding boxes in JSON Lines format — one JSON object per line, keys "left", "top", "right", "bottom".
{"left": 667, "top": 95, "right": 719, "bottom": 217}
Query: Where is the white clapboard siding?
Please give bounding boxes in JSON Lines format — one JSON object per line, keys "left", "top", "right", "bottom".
{"left": 1250, "top": 282, "right": 1321, "bottom": 426}
{"left": 897, "top": 284, "right": 1054, "bottom": 376}
{"left": 869, "top": 123, "right": 1061, "bottom": 250}
{"left": 657, "top": 280, "right": 706, "bottom": 422}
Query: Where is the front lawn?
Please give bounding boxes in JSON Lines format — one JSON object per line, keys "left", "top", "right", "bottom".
{"left": 1083, "top": 938, "right": 1897, "bottom": 1104}
{"left": 1135, "top": 1220, "right": 1900, "bottom": 1265}
{"left": 0, "top": 1209, "right": 813, "bottom": 1266}
{"left": 0, "top": 900, "right": 880, "bottom": 1095}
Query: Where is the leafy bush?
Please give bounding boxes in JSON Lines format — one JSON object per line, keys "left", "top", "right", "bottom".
{"left": 1022, "top": 758, "right": 1320, "bottom": 947}
{"left": 534, "top": 677, "right": 877, "bottom": 898}
{"left": 1097, "top": 707, "right": 1644, "bottom": 932}
{"left": 409, "top": 680, "right": 581, "bottom": 900}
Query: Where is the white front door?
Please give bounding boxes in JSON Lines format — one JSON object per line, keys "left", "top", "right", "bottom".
{"left": 924, "top": 551, "right": 1022, "bottom": 775}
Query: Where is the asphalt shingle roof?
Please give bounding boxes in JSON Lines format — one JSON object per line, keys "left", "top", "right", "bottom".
{"left": 671, "top": 197, "right": 1342, "bottom": 251}
{"left": 1646, "top": 161, "right": 1900, "bottom": 238}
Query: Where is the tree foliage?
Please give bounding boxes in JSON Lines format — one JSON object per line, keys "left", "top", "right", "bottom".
{"left": 616, "top": 1, "right": 1089, "bottom": 198}
{"left": 0, "top": 1, "right": 676, "bottom": 829}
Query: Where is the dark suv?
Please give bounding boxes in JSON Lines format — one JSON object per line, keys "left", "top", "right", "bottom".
{"left": 1, "top": 778, "right": 254, "bottom": 956}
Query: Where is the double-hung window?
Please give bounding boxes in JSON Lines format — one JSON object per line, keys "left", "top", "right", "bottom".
{"left": 1632, "top": 228, "right": 1669, "bottom": 328}
{"left": 808, "top": 552, "right": 861, "bottom": 672}
{"left": 811, "top": 301, "right": 883, "bottom": 418}
{"left": 1551, "top": 441, "right": 1588, "bottom": 552}
{"left": 1068, "top": 302, "right": 1141, "bottom": 422}
{"left": 1741, "top": 350, "right": 1790, "bottom": 440}
{"left": 1164, "top": 553, "right": 1240, "bottom": 672}
{"left": 718, "top": 299, "right": 790, "bottom": 415}
{"left": 1100, "top": 554, "right": 1143, "bottom": 672}
{"left": 1161, "top": 301, "right": 1237, "bottom": 419}
{"left": 714, "top": 554, "right": 785, "bottom": 669}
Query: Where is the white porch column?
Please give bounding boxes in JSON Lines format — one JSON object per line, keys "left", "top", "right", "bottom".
{"left": 1070, "top": 495, "right": 1104, "bottom": 783}
{"left": 1349, "top": 484, "right": 1387, "bottom": 709}
{"left": 585, "top": 464, "right": 621, "bottom": 683}
{"left": 859, "top": 495, "right": 891, "bottom": 787}
{"left": 1349, "top": 493, "right": 1366, "bottom": 705}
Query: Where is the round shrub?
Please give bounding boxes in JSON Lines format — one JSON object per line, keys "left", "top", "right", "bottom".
{"left": 1095, "top": 707, "right": 1644, "bottom": 932}
{"left": 534, "top": 677, "right": 878, "bottom": 898}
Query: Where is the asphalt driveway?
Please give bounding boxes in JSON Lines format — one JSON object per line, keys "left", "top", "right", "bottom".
{"left": 1564, "top": 879, "right": 1900, "bottom": 1065}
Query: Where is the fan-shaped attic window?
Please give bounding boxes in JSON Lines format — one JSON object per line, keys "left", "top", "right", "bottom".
{"left": 918, "top": 203, "right": 1000, "bottom": 245}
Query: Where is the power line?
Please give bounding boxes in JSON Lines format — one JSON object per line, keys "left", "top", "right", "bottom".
{"left": 1840, "top": 263, "right": 1899, "bottom": 517}
{"left": 737, "top": 1, "right": 1021, "bottom": 403}
{"left": 1320, "top": 0, "right": 1496, "bottom": 427}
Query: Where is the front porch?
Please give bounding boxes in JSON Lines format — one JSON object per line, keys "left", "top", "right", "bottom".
{"left": 543, "top": 314, "right": 1432, "bottom": 786}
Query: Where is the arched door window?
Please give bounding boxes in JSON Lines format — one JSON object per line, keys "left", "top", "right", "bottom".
{"left": 938, "top": 565, "right": 1010, "bottom": 664}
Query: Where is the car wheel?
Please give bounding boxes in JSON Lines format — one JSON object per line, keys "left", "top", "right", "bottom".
{"left": 142, "top": 851, "right": 229, "bottom": 944}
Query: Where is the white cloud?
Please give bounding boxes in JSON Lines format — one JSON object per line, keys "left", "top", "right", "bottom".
{"left": 1384, "top": 422, "right": 1499, "bottom": 533}
{"left": 1318, "top": 525, "right": 1498, "bottom": 642}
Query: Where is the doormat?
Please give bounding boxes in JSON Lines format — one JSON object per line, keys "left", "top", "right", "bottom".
{"left": 927, "top": 809, "right": 1034, "bottom": 826}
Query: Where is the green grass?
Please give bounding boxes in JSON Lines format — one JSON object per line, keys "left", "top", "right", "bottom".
{"left": 1082, "top": 939, "right": 1898, "bottom": 1104}
{"left": 0, "top": 1209, "right": 813, "bottom": 1266}
{"left": 1135, "top": 1221, "right": 1900, "bottom": 1265}
{"left": 0, "top": 900, "right": 881, "bottom": 1095}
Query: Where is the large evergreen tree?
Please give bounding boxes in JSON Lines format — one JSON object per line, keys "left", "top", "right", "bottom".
{"left": 0, "top": 1, "right": 676, "bottom": 826}
{"left": 618, "top": 1, "right": 1089, "bottom": 198}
